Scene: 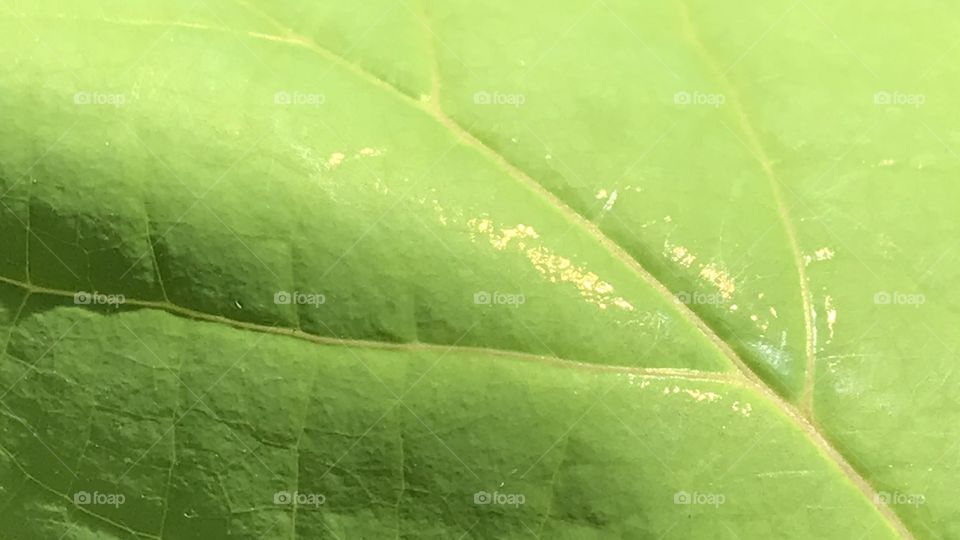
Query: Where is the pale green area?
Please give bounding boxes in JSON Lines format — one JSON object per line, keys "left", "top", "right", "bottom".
{"left": 0, "top": 0, "right": 957, "bottom": 538}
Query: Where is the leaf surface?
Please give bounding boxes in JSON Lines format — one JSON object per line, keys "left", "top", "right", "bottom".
{"left": 0, "top": 1, "right": 957, "bottom": 538}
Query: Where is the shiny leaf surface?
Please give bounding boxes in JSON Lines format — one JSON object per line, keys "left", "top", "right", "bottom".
{"left": 0, "top": 1, "right": 957, "bottom": 538}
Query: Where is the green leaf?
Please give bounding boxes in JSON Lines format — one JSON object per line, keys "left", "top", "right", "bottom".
{"left": 0, "top": 1, "right": 956, "bottom": 538}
